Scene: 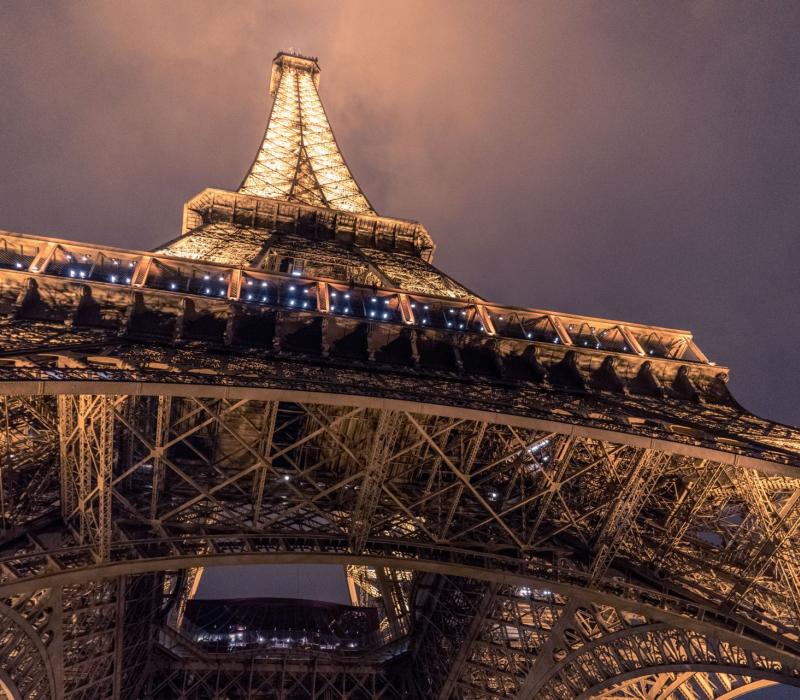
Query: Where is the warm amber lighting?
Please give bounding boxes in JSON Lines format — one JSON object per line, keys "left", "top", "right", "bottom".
{"left": 240, "top": 53, "right": 374, "bottom": 215}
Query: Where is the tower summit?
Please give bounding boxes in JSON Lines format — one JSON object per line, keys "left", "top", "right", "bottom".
{"left": 0, "top": 49, "right": 797, "bottom": 699}
{"left": 239, "top": 51, "right": 375, "bottom": 215}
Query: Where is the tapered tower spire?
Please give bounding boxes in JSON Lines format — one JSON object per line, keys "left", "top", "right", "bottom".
{"left": 239, "top": 51, "right": 375, "bottom": 215}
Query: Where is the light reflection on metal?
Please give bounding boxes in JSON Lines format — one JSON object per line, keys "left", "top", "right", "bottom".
{"left": 239, "top": 52, "right": 375, "bottom": 215}
{"left": 0, "top": 46, "right": 797, "bottom": 700}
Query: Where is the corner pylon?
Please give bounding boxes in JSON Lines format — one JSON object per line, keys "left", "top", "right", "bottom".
{"left": 239, "top": 51, "right": 376, "bottom": 215}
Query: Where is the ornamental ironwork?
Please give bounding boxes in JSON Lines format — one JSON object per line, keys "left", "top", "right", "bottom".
{"left": 0, "top": 50, "right": 797, "bottom": 699}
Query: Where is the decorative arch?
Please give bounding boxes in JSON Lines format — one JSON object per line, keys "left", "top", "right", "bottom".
{"left": 0, "top": 670, "right": 22, "bottom": 700}
{"left": 533, "top": 621, "right": 800, "bottom": 698}
{"left": 587, "top": 673, "right": 778, "bottom": 699}
{"left": 0, "top": 598, "right": 54, "bottom": 699}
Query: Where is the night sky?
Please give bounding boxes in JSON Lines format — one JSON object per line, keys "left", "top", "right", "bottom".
{"left": 2, "top": 4, "right": 799, "bottom": 696}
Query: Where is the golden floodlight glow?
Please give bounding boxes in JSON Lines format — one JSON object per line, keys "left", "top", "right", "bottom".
{"left": 239, "top": 52, "right": 375, "bottom": 215}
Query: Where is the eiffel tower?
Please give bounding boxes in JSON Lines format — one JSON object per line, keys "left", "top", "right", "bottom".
{"left": 0, "top": 49, "right": 798, "bottom": 699}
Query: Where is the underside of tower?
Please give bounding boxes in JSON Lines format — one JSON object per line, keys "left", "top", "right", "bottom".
{"left": 0, "top": 50, "right": 798, "bottom": 699}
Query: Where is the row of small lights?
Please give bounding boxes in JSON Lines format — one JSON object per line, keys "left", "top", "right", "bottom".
{"left": 492, "top": 312, "right": 568, "bottom": 343}
{"left": 163, "top": 275, "right": 317, "bottom": 310}
{"left": 64, "top": 254, "right": 135, "bottom": 283}
{"left": 197, "top": 632, "right": 356, "bottom": 650}
{"left": 410, "top": 302, "right": 484, "bottom": 331}
{"left": 240, "top": 279, "right": 313, "bottom": 309}
{"left": 516, "top": 586, "right": 551, "bottom": 598}
{"left": 43, "top": 256, "right": 568, "bottom": 343}
{"left": 169, "top": 273, "right": 228, "bottom": 297}
{"left": 68, "top": 268, "right": 133, "bottom": 284}
{"left": 494, "top": 313, "right": 667, "bottom": 352}
{"left": 6, "top": 249, "right": 672, "bottom": 346}
{"left": 43, "top": 258, "right": 671, "bottom": 356}
{"left": 569, "top": 325, "right": 627, "bottom": 352}
{"left": 330, "top": 291, "right": 400, "bottom": 320}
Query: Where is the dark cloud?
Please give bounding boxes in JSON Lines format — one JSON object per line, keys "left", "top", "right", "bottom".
{"left": 1, "top": 0, "right": 799, "bottom": 431}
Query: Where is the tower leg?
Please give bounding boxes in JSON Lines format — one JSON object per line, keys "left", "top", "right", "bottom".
{"left": 58, "top": 394, "right": 115, "bottom": 561}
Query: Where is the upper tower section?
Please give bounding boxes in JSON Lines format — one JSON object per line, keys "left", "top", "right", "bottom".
{"left": 239, "top": 52, "right": 376, "bottom": 216}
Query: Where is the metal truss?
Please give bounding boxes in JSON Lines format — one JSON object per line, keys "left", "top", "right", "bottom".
{"left": 596, "top": 673, "right": 778, "bottom": 699}
{"left": 0, "top": 573, "right": 164, "bottom": 700}
{"left": 0, "top": 47, "right": 798, "bottom": 699}
{"left": 0, "top": 393, "right": 798, "bottom": 696}
{"left": 410, "top": 575, "right": 800, "bottom": 698}
{"left": 58, "top": 395, "right": 115, "bottom": 561}
{"left": 239, "top": 52, "right": 375, "bottom": 215}
{"left": 149, "top": 630, "right": 406, "bottom": 700}
{"left": 0, "top": 239, "right": 797, "bottom": 699}
{"left": 0, "top": 395, "right": 58, "bottom": 534}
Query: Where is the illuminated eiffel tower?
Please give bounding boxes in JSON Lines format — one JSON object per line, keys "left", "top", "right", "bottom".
{"left": 0, "top": 50, "right": 798, "bottom": 699}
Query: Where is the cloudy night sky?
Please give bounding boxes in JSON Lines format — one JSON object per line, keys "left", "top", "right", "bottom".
{"left": 1, "top": 4, "right": 799, "bottom": 697}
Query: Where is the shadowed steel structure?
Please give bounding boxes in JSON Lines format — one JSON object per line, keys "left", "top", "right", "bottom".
{"left": 0, "top": 50, "right": 798, "bottom": 699}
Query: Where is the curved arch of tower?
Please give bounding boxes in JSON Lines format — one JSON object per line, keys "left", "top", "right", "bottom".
{"left": 0, "top": 50, "right": 798, "bottom": 699}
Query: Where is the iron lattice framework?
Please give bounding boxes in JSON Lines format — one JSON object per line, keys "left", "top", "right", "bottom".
{"left": 0, "top": 50, "right": 798, "bottom": 699}
{"left": 239, "top": 53, "right": 375, "bottom": 215}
